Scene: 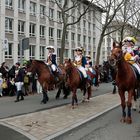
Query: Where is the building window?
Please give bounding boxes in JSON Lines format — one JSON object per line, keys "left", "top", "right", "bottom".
{"left": 49, "top": 8, "right": 54, "bottom": 20}
{"left": 18, "top": 0, "right": 25, "bottom": 12}
{"left": 57, "top": 48, "right": 60, "bottom": 57}
{"left": 78, "top": 34, "right": 81, "bottom": 42}
{"left": 57, "top": 11, "right": 62, "bottom": 22}
{"left": 88, "top": 22, "right": 91, "bottom": 30}
{"left": 5, "top": 43, "right": 13, "bottom": 58}
{"left": 71, "top": 50, "right": 75, "bottom": 60}
{"left": 83, "top": 20, "right": 86, "bottom": 29}
{"left": 88, "top": 37, "right": 91, "bottom": 45}
{"left": 40, "top": 5, "right": 45, "bottom": 18}
{"left": 77, "top": 20, "right": 81, "bottom": 28}
{"left": 18, "top": 44, "right": 24, "bottom": 57}
{"left": 40, "top": 25, "right": 45, "bottom": 38}
{"left": 57, "top": 29, "right": 61, "bottom": 40}
{"left": 30, "top": 2, "right": 36, "bottom": 15}
{"left": 83, "top": 35, "right": 86, "bottom": 44}
{"left": 57, "top": 0, "right": 62, "bottom": 4}
{"left": 5, "top": 17, "right": 13, "bottom": 33}
{"left": 29, "top": 45, "right": 35, "bottom": 59}
{"left": 71, "top": 33, "right": 75, "bottom": 41}
{"left": 5, "top": 0, "right": 13, "bottom": 9}
{"left": 66, "top": 31, "right": 69, "bottom": 41}
{"left": 18, "top": 20, "right": 25, "bottom": 34}
{"left": 29, "top": 23, "right": 36, "bottom": 37}
{"left": 93, "top": 38, "right": 95, "bottom": 46}
{"left": 49, "top": 27, "right": 54, "bottom": 39}
{"left": 40, "top": 46, "right": 45, "bottom": 60}
{"left": 64, "top": 49, "right": 69, "bottom": 58}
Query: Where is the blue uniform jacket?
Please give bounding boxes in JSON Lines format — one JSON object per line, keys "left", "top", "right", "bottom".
{"left": 82, "top": 56, "right": 87, "bottom": 68}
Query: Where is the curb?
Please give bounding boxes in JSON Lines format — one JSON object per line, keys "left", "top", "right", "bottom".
{"left": 0, "top": 122, "right": 38, "bottom": 140}
{"left": 43, "top": 102, "right": 120, "bottom": 140}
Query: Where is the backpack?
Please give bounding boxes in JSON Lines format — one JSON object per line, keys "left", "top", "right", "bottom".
{"left": 24, "top": 75, "right": 29, "bottom": 84}
{"left": 1, "top": 81, "right": 8, "bottom": 89}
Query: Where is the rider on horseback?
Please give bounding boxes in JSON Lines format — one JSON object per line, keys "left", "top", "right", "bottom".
{"left": 85, "top": 55, "right": 97, "bottom": 85}
{"left": 73, "top": 47, "right": 89, "bottom": 88}
{"left": 46, "top": 46, "right": 59, "bottom": 82}
{"left": 122, "top": 36, "right": 140, "bottom": 76}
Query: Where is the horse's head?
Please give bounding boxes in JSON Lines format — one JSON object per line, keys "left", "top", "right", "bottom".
{"left": 26, "top": 59, "right": 36, "bottom": 73}
{"left": 109, "top": 42, "right": 123, "bottom": 67}
{"left": 64, "top": 59, "right": 75, "bottom": 75}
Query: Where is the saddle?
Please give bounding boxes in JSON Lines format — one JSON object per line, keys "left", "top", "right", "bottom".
{"left": 76, "top": 69, "right": 84, "bottom": 80}
{"left": 131, "top": 65, "right": 140, "bottom": 80}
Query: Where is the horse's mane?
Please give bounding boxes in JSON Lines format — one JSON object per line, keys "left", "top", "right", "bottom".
{"left": 34, "top": 60, "right": 46, "bottom": 65}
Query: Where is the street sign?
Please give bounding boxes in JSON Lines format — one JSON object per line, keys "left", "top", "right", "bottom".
{"left": 22, "top": 38, "right": 29, "bottom": 50}
{"left": 3, "top": 38, "right": 8, "bottom": 51}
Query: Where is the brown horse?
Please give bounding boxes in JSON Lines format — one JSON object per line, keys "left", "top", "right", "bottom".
{"left": 109, "top": 42, "right": 140, "bottom": 123}
{"left": 64, "top": 59, "right": 94, "bottom": 108}
{"left": 26, "top": 60, "right": 70, "bottom": 104}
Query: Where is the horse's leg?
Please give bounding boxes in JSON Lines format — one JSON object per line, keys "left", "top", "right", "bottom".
{"left": 72, "top": 89, "right": 76, "bottom": 108}
{"left": 113, "top": 85, "right": 116, "bottom": 94}
{"left": 119, "top": 90, "right": 126, "bottom": 123}
{"left": 136, "top": 87, "right": 140, "bottom": 113}
{"left": 87, "top": 86, "right": 91, "bottom": 101}
{"left": 55, "top": 87, "right": 61, "bottom": 99}
{"left": 82, "top": 87, "right": 87, "bottom": 102}
{"left": 74, "top": 93, "right": 78, "bottom": 106}
{"left": 63, "top": 84, "right": 70, "bottom": 99}
{"left": 41, "top": 89, "right": 49, "bottom": 104}
{"left": 132, "top": 90, "right": 137, "bottom": 111}
{"left": 126, "top": 90, "right": 133, "bottom": 124}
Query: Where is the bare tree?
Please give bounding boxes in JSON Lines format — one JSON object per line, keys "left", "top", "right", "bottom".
{"left": 94, "top": 0, "right": 125, "bottom": 65}
{"left": 52, "top": 0, "right": 95, "bottom": 64}
{"left": 94, "top": 0, "right": 140, "bottom": 65}
{"left": 114, "top": 0, "right": 140, "bottom": 40}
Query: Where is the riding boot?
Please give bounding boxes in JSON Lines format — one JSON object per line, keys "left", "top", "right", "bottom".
{"left": 15, "top": 91, "right": 20, "bottom": 102}
{"left": 53, "top": 71, "right": 59, "bottom": 82}
{"left": 83, "top": 78, "right": 90, "bottom": 89}
{"left": 20, "top": 90, "right": 24, "bottom": 100}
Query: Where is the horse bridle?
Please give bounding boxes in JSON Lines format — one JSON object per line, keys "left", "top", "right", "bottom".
{"left": 109, "top": 50, "right": 123, "bottom": 67}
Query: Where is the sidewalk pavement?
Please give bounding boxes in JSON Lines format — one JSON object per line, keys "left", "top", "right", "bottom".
{"left": 0, "top": 93, "right": 120, "bottom": 140}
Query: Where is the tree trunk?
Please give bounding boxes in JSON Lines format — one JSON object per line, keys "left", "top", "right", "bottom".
{"left": 60, "top": 25, "right": 67, "bottom": 64}
{"left": 95, "top": 35, "right": 104, "bottom": 65}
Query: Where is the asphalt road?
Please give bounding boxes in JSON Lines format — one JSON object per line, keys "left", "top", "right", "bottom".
{"left": 0, "top": 82, "right": 114, "bottom": 119}
{"left": 55, "top": 106, "right": 140, "bottom": 140}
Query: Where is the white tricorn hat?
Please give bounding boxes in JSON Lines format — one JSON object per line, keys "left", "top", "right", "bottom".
{"left": 86, "top": 55, "right": 91, "bottom": 58}
{"left": 74, "top": 47, "right": 83, "bottom": 51}
{"left": 46, "top": 46, "right": 55, "bottom": 49}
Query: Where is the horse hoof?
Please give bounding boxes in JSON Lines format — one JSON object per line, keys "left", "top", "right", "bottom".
{"left": 71, "top": 106, "right": 75, "bottom": 109}
{"left": 126, "top": 119, "right": 132, "bottom": 124}
{"left": 132, "top": 108, "right": 136, "bottom": 111}
{"left": 71, "top": 105, "right": 78, "bottom": 109}
{"left": 55, "top": 96, "right": 59, "bottom": 99}
{"left": 125, "top": 117, "right": 132, "bottom": 124}
{"left": 82, "top": 100, "right": 85, "bottom": 103}
{"left": 63, "top": 96, "right": 67, "bottom": 99}
{"left": 41, "top": 100, "right": 47, "bottom": 104}
{"left": 120, "top": 118, "right": 126, "bottom": 123}
{"left": 85, "top": 99, "right": 90, "bottom": 102}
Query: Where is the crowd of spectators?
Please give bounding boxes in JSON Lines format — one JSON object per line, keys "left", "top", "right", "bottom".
{"left": 0, "top": 62, "right": 38, "bottom": 102}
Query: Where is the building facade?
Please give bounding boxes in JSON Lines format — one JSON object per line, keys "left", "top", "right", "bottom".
{"left": 0, "top": 0, "right": 103, "bottom": 67}
{"left": 101, "top": 22, "right": 140, "bottom": 61}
